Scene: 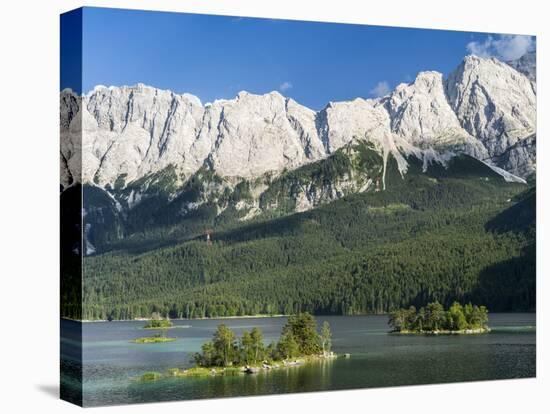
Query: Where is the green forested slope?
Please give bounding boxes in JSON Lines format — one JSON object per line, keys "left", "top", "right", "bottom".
{"left": 79, "top": 153, "right": 535, "bottom": 320}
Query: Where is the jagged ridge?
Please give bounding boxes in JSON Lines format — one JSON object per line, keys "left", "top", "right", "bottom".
{"left": 61, "top": 53, "right": 536, "bottom": 192}
{"left": 61, "top": 53, "right": 536, "bottom": 254}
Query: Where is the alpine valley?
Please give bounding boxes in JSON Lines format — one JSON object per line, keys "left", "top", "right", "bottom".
{"left": 60, "top": 53, "right": 536, "bottom": 321}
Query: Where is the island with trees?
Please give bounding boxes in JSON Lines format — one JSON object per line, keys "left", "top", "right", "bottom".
{"left": 140, "top": 313, "right": 335, "bottom": 381}
{"left": 133, "top": 312, "right": 176, "bottom": 343}
{"left": 132, "top": 333, "right": 176, "bottom": 344}
{"left": 142, "top": 312, "right": 174, "bottom": 329}
{"left": 388, "top": 302, "right": 490, "bottom": 334}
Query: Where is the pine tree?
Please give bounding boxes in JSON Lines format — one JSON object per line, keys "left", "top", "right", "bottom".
{"left": 319, "top": 321, "right": 332, "bottom": 354}
{"left": 276, "top": 331, "right": 299, "bottom": 359}
{"left": 212, "top": 324, "right": 237, "bottom": 366}
{"left": 250, "top": 327, "right": 265, "bottom": 363}
{"left": 283, "top": 313, "right": 321, "bottom": 355}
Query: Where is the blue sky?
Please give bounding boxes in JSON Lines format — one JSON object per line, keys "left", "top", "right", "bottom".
{"left": 61, "top": 7, "right": 535, "bottom": 110}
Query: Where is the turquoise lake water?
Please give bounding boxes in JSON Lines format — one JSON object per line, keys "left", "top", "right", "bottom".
{"left": 60, "top": 313, "right": 536, "bottom": 406}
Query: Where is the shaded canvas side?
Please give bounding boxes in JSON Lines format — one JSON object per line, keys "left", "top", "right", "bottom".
{"left": 60, "top": 7, "right": 83, "bottom": 407}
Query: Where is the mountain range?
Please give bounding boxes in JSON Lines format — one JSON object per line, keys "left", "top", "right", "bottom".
{"left": 61, "top": 53, "right": 536, "bottom": 257}
{"left": 61, "top": 54, "right": 535, "bottom": 191}
{"left": 59, "top": 52, "right": 536, "bottom": 320}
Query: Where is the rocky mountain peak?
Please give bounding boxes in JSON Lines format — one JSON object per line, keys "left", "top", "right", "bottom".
{"left": 507, "top": 51, "right": 536, "bottom": 83}
{"left": 60, "top": 53, "right": 536, "bottom": 194}
{"left": 411, "top": 70, "right": 443, "bottom": 88}
{"left": 384, "top": 69, "right": 487, "bottom": 159}
{"left": 445, "top": 54, "right": 536, "bottom": 160}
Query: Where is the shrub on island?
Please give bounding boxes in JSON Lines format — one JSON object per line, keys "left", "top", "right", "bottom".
{"left": 143, "top": 312, "right": 173, "bottom": 329}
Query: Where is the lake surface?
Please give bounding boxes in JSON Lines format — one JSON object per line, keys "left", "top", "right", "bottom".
{"left": 60, "top": 313, "right": 536, "bottom": 407}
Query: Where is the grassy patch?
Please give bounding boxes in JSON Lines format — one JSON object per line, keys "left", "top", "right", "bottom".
{"left": 140, "top": 372, "right": 163, "bottom": 381}
{"left": 132, "top": 336, "right": 176, "bottom": 344}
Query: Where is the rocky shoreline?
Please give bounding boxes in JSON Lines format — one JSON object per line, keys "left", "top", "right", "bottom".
{"left": 139, "top": 352, "right": 340, "bottom": 382}
{"left": 392, "top": 327, "right": 491, "bottom": 335}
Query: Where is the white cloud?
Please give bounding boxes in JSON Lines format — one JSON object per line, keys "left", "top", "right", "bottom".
{"left": 279, "top": 81, "right": 293, "bottom": 92}
{"left": 466, "top": 35, "right": 535, "bottom": 61}
{"left": 370, "top": 81, "right": 391, "bottom": 98}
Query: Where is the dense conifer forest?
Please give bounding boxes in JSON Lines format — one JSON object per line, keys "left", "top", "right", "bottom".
{"left": 71, "top": 151, "right": 535, "bottom": 321}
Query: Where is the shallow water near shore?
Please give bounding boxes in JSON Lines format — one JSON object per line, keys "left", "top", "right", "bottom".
{"left": 61, "top": 313, "right": 535, "bottom": 407}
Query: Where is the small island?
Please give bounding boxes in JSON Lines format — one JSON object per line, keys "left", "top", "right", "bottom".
{"left": 132, "top": 333, "right": 176, "bottom": 344}
{"left": 142, "top": 312, "right": 174, "bottom": 329}
{"left": 389, "top": 301, "right": 490, "bottom": 334}
{"left": 139, "top": 313, "right": 336, "bottom": 381}
{"left": 133, "top": 313, "right": 176, "bottom": 343}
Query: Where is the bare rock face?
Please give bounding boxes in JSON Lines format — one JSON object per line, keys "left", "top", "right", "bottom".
{"left": 61, "top": 87, "right": 329, "bottom": 187}
{"left": 492, "top": 134, "right": 536, "bottom": 178}
{"left": 82, "top": 84, "right": 204, "bottom": 186}
{"left": 282, "top": 97, "right": 327, "bottom": 161}
{"left": 384, "top": 71, "right": 488, "bottom": 160}
{"left": 445, "top": 55, "right": 536, "bottom": 161}
{"left": 317, "top": 97, "right": 411, "bottom": 181}
{"left": 60, "top": 90, "right": 82, "bottom": 189}
{"left": 60, "top": 53, "right": 536, "bottom": 195}
{"left": 507, "top": 51, "right": 536, "bottom": 83}
{"left": 203, "top": 91, "right": 325, "bottom": 179}
{"left": 318, "top": 98, "right": 388, "bottom": 153}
